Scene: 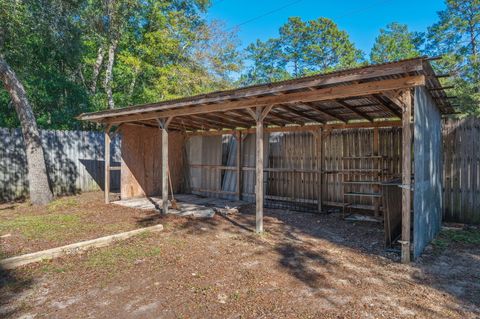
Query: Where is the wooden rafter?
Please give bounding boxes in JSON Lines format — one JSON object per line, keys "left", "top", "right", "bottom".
{"left": 371, "top": 94, "right": 402, "bottom": 118}
{"left": 280, "top": 104, "right": 325, "bottom": 124}
{"left": 267, "top": 109, "right": 303, "bottom": 125}
{"left": 189, "top": 114, "right": 237, "bottom": 130}
{"left": 204, "top": 112, "right": 252, "bottom": 128}
{"left": 300, "top": 102, "right": 348, "bottom": 123}
{"left": 89, "top": 75, "right": 425, "bottom": 124}
{"left": 336, "top": 100, "right": 374, "bottom": 122}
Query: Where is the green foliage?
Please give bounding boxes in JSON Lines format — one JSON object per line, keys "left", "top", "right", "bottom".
{"left": 0, "top": 0, "right": 241, "bottom": 129}
{"left": 426, "top": 0, "right": 480, "bottom": 115}
{"left": 433, "top": 228, "right": 480, "bottom": 252}
{"left": 241, "top": 17, "right": 364, "bottom": 85}
{"left": 370, "top": 23, "right": 424, "bottom": 64}
{"left": 0, "top": 0, "right": 88, "bottom": 129}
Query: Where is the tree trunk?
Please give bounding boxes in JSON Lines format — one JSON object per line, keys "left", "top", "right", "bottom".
{"left": 104, "top": 39, "right": 117, "bottom": 109}
{"left": 90, "top": 45, "right": 105, "bottom": 93}
{"left": 0, "top": 57, "right": 53, "bottom": 205}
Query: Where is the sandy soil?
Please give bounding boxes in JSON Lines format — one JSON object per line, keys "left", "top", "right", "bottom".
{"left": 0, "top": 192, "right": 479, "bottom": 318}
{"left": 0, "top": 192, "right": 164, "bottom": 257}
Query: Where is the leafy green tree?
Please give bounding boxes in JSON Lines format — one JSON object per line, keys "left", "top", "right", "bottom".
{"left": 370, "top": 23, "right": 424, "bottom": 63}
{"left": 239, "top": 39, "right": 289, "bottom": 85}
{"left": 242, "top": 17, "right": 363, "bottom": 85}
{"left": 427, "top": 0, "right": 480, "bottom": 115}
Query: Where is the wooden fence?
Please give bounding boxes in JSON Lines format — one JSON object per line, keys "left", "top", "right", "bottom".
{"left": 0, "top": 128, "right": 120, "bottom": 202}
{"left": 442, "top": 118, "right": 480, "bottom": 224}
{"left": 1, "top": 118, "right": 479, "bottom": 224}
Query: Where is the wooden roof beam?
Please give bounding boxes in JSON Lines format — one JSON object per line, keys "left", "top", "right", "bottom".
{"left": 267, "top": 108, "right": 305, "bottom": 125}
{"left": 371, "top": 94, "right": 402, "bottom": 118}
{"left": 189, "top": 114, "right": 239, "bottom": 130}
{"left": 336, "top": 100, "right": 374, "bottom": 122}
{"left": 98, "top": 75, "right": 425, "bottom": 124}
{"left": 205, "top": 112, "right": 252, "bottom": 128}
{"left": 281, "top": 104, "right": 325, "bottom": 124}
{"left": 234, "top": 108, "right": 283, "bottom": 127}
{"left": 174, "top": 117, "right": 219, "bottom": 131}
{"left": 299, "top": 102, "right": 348, "bottom": 123}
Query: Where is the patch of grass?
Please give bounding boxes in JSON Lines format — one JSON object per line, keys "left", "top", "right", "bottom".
{"left": 0, "top": 213, "right": 92, "bottom": 240}
{"left": 441, "top": 229, "right": 480, "bottom": 244}
{"left": 85, "top": 242, "right": 162, "bottom": 270}
{"left": 433, "top": 229, "right": 480, "bottom": 252}
{"left": 46, "top": 197, "right": 78, "bottom": 212}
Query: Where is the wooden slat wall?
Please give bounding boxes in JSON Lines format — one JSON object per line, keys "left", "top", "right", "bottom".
{"left": 323, "top": 127, "right": 402, "bottom": 208}
{"left": 0, "top": 128, "right": 121, "bottom": 202}
{"left": 443, "top": 117, "right": 480, "bottom": 224}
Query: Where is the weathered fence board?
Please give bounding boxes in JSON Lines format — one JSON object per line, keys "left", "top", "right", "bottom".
{"left": 0, "top": 128, "right": 120, "bottom": 202}
{"left": 442, "top": 118, "right": 480, "bottom": 224}
{"left": 1, "top": 117, "right": 480, "bottom": 224}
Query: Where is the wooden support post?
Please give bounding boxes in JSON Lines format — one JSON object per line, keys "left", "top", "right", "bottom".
{"left": 247, "top": 105, "right": 271, "bottom": 233}
{"left": 104, "top": 124, "right": 112, "bottom": 204}
{"left": 401, "top": 90, "right": 412, "bottom": 263}
{"left": 236, "top": 131, "right": 242, "bottom": 201}
{"left": 317, "top": 128, "right": 323, "bottom": 212}
{"left": 255, "top": 107, "right": 264, "bottom": 233}
{"left": 157, "top": 117, "right": 173, "bottom": 214}
{"left": 373, "top": 127, "right": 380, "bottom": 217}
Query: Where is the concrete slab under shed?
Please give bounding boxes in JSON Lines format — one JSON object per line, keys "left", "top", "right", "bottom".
{"left": 113, "top": 194, "right": 248, "bottom": 218}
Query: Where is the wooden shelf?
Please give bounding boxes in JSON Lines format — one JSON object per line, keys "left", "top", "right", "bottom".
{"left": 341, "top": 169, "right": 386, "bottom": 172}
{"left": 343, "top": 180, "right": 382, "bottom": 185}
{"left": 342, "top": 156, "right": 384, "bottom": 159}
{"left": 344, "top": 192, "right": 382, "bottom": 198}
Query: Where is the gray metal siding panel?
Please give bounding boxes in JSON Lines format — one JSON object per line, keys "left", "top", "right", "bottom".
{"left": 413, "top": 86, "right": 443, "bottom": 259}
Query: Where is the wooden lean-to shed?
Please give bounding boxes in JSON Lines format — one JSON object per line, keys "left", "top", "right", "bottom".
{"left": 78, "top": 57, "right": 454, "bottom": 262}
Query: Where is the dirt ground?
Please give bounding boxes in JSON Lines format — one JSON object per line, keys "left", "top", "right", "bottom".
{"left": 0, "top": 192, "right": 163, "bottom": 258}
{"left": 1, "top": 192, "right": 479, "bottom": 318}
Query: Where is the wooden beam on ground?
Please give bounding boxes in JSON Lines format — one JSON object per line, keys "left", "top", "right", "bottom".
{"left": 100, "top": 75, "right": 426, "bottom": 124}
{"left": 336, "top": 100, "right": 374, "bottom": 122}
{"left": 0, "top": 224, "right": 164, "bottom": 269}
{"left": 104, "top": 124, "right": 112, "bottom": 204}
{"left": 401, "top": 90, "right": 412, "bottom": 263}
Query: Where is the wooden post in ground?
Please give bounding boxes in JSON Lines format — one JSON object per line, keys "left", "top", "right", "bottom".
{"left": 104, "top": 124, "right": 112, "bottom": 204}
{"left": 255, "top": 107, "right": 264, "bottom": 233}
{"left": 401, "top": 90, "right": 412, "bottom": 263}
{"left": 373, "top": 127, "right": 380, "bottom": 217}
{"left": 157, "top": 117, "right": 173, "bottom": 214}
{"left": 236, "top": 130, "right": 242, "bottom": 201}
{"left": 317, "top": 127, "right": 323, "bottom": 213}
{"left": 246, "top": 105, "right": 272, "bottom": 233}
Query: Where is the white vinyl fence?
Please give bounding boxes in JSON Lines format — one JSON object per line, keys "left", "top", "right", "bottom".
{"left": 0, "top": 128, "right": 120, "bottom": 202}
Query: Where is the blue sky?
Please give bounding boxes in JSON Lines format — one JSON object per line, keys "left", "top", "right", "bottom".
{"left": 206, "top": 0, "right": 446, "bottom": 56}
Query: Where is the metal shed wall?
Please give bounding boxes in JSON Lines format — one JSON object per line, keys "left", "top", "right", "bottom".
{"left": 413, "top": 86, "right": 443, "bottom": 259}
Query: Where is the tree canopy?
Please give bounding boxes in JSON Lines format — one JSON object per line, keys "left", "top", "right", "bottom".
{"left": 0, "top": 0, "right": 241, "bottom": 129}
{"left": 1, "top": 0, "right": 479, "bottom": 128}
{"left": 370, "top": 23, "right": 423, "bottom": 64}
{"left": 241, "top": 17, "right": 364, "bottom": 85}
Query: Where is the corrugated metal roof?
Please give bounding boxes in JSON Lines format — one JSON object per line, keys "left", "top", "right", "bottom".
{"left": 77, "top": 56, "right": 455, "bottom": 130}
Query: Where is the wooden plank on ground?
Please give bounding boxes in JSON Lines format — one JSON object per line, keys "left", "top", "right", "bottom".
{"left": 0, "top": 224, "right": 164, "bottom": 270}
